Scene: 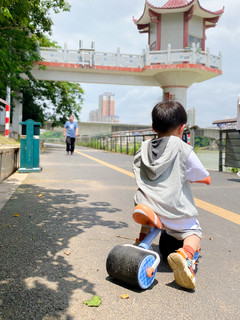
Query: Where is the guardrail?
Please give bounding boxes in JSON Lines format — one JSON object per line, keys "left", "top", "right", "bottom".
{"left": 39, "top": 43, "right": 222, "bottom": 70}
{"left": 77, "top": 129, "right": 157, "bottom": 155}
{"left": 41, "top": 128, "right": 226, "bottom": 171}
{"left": 40, "top": 129, "right": 157, "bottom": 155}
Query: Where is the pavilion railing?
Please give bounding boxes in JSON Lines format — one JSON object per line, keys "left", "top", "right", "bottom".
{"left": 39, "top": 43, "right": 222, "bottom": 70}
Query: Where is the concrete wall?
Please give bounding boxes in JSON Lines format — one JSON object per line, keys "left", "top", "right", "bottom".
{"left": 161, "top": 13, "right": 184, "bottom": 49}
{"left": 44, "top": 122, "right": 151, "bottom": 136}
{"left": 0, "top": 147, "right": 20, "bottom": 182}
{"left": 0, "top": 107, "right": 5, "bottom": 125}
{"left": 12, "top": 97, "right": 23, "bottom": 139}
{"left": 195, "top": 128, "right": 219, "bottom": 140}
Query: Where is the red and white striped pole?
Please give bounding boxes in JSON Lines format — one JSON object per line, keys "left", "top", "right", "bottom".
{"left": 187, "top": 133, "right": 191, "bottom": 145}
{"left": 5, "top": 104, "right": 10, "bottom": 138}
{"left": 0, "top": 97, "right": 10, "bottom": 138}
{"left": 5, "top": 86, "right": 11, "bottom": 138}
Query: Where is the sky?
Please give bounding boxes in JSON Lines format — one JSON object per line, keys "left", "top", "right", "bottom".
{"left": 49, "top": 0, "right": 240, "bottom": 128}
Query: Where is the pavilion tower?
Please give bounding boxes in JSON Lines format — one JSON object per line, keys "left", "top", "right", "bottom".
{"left": 134, "top": 0, "right": 224, "bottom": 107}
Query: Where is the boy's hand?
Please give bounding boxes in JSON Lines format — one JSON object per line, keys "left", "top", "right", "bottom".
{"left": 191, "top": 176, "right": 211, "bottom": 185}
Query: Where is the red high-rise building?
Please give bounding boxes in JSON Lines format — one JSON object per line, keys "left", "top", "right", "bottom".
{"left": 99, "top": 93, "right": 115, "bottom": 121}
{"left": 89, "top": 92, "right": 119, "bottom": 123}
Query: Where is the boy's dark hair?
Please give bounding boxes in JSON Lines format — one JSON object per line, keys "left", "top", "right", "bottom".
{"left": 152, "top": 100, "right": 187, "bottom": 133}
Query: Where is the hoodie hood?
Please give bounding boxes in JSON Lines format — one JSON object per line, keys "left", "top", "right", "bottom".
{"left": 140, "top": 136, "right": 180, "bottom": 180}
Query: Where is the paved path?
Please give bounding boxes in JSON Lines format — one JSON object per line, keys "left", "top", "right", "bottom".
{"left": 0, "top": 145, "right": 239, "bottom": 320}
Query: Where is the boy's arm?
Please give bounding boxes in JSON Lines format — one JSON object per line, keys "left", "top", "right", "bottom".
{"left": 186, "top": 150, "right": 210, "bottom": 182}
{"left": 193, "top": 175, "right": 211, "bottom": 185}
{"left": 63, "top": 127, "right": 66, "bottom": 137}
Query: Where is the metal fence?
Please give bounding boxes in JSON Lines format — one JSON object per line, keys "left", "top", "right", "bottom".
{"left": 77, "top": 129, "right": 157, "bottom": 156}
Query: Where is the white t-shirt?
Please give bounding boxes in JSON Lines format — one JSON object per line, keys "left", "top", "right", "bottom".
{"left": 160, "top": 150, "right": 209, "bottom": 232}
{"left": 185, "top": 150, "right": 209, "bottom": 181}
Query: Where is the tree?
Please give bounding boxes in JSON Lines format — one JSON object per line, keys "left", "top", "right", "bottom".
{"left": 0, "top": 0, "right": 70, "bottom": 99}
{"left": 22, "top": 78, "right": 84, "bottom": 127}
{"left": 0, "top": 1, "right": 84, "bottom": 127}
{"left": 21, "top": 36, "right": 84, "bottom": 126}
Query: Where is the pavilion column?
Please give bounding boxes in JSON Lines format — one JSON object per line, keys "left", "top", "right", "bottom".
{"left": 156, "top": 14, "right": 161, "bottom": 50}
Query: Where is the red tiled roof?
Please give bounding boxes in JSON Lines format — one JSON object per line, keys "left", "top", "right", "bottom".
{"left": 162, "top": 0, "right": 189, "bottom": 8}
{"left": 135, "top": 1, "right": 224, "bottom": 27}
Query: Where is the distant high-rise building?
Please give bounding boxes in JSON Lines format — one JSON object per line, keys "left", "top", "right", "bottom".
{"left": 99, "top": 93, "right": 115, "bottom": 121}
{"left": 187, "top": 107, "right": 196, "bottom": 127}
{"left": 89, "top": 109, "right": 99, "bottom": 122}
{"left": 89, "top": 92, "right": 119, "bottom": 123}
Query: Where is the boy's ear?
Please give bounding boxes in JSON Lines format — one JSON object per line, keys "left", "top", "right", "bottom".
{"left": 181, "top": 124, "right": 186, "bottom": 131}
{"left": 178, "top": 124, "right": 186, "bottom": 135}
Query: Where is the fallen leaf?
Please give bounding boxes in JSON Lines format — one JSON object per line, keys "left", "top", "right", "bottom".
{"left": 83, "top": 295, "right": 102, "bottom": 307}
{"left": 120, "top": 294, "right": 129, "bottom": 299}
{"left": 14, "top": 212, "right": 19, "bottom": 217}
{"left": 38, "top": 194, "right": 43, "bottom": 197}
{"left": 64, "top": 250, "right": 71, "bottom": 255}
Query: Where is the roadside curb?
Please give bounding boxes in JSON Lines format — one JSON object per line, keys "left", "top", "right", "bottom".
{"left": 0, "top": 171, "right": 28, "bottom": 211}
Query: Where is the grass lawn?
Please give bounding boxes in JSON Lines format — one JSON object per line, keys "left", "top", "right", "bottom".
{"left": 0, "top": 134, "right": 20, "bottom": 146}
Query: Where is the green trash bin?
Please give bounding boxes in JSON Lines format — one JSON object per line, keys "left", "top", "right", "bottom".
{"left": 18, "top": 119, "right": 42, "bottom": 173}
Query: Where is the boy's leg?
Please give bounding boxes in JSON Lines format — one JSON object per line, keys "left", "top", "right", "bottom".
{"left": 132, "top": 204, "right": 164, "bottom": 246}
{"left": 159, "top": 230, "right": 183, "bottom": 259}
{"left": 183, "top": 234, "right": 200, "bottom": 259}
{"left": 167, "top": 234, "right": 200, "bottom": 290}
{"left": 134, "top": 225, "right": 150, "bottom": 245}
{"left": 133, "top": 204, "right": 163, "bottom": 229}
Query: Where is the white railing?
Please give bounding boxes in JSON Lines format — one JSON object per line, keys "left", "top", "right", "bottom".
{"left": 39, "top": 43, "right": 222, "bottom": 70}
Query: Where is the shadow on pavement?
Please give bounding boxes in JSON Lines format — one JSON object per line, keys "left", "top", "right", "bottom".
{"left": 0, "top": 183, "right": 126, "bottom": 320}
{"left": 227, "top": 178, "right": 240, "bottom": 183}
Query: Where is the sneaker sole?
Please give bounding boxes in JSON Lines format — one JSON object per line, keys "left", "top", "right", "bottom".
{"left": 167, "top": 252, "right": 196, "bottom": 290}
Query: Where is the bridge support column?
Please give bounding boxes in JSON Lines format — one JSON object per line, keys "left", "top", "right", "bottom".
{"left": 162, "top": 86, "right": 187, "bottom": 108}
